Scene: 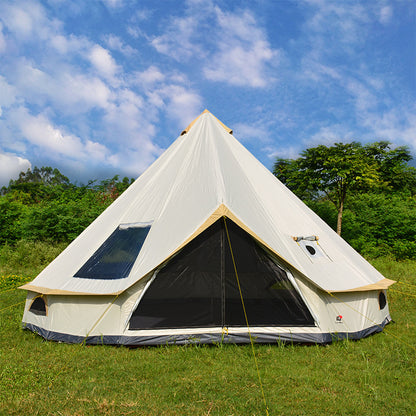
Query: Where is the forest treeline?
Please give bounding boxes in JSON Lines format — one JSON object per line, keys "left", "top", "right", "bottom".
{"left": 1, "top": 140, "right": 416, "bottom": 260}
{"left": 0, "top": 167, "right": 133, "bottom": 244}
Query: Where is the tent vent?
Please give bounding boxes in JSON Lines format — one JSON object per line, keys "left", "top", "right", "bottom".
{"left": 294, "top": 236, "right": 330, "bottom": 262}
{"left": 379, "top": 291, "right": 387, "bottom": 310}
{"left": 29, "top": 296, "right": 47, "bottom": 316}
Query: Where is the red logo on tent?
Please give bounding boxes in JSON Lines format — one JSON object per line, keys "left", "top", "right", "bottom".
{"left": 336, "top": 315, "right": 343, "bottom": 322}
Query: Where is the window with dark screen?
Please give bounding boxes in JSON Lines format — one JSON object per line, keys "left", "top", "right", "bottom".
{"left": 74, "top": 224, "right": 151, "bottom": 280}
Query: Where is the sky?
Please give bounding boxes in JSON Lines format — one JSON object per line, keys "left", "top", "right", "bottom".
{"left": 0, "top": 0, "right": 415, "bottom": 186}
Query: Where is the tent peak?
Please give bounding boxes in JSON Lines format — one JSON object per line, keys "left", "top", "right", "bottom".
{"left": 181, "top": 110, "right": 233, "bottom": 136}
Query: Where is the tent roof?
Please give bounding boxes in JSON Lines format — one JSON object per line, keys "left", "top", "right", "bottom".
{"left": 21, "top": 110, "right": 393, "bottom": 295}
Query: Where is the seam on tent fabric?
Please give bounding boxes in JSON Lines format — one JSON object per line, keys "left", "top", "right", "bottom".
{"left": 326, "top": 291, "right": 416, "bottom": 352}
{"left": 223, "top": 217, "right": 270, "bottom": 416}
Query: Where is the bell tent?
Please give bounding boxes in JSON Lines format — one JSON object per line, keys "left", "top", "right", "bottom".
{"left": 21, "top": 110, "right": 394, "bottom": 345}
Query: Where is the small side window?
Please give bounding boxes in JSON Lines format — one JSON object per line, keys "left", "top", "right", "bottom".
{"left": 378, "top": 291, "right": 387, "bottom": 310}
{"left": 29, "top": 296, "right": 47, "bottom": 316}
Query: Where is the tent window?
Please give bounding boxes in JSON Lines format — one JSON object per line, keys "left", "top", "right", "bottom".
{"left": 74, "top": 224, "right": 151, "bottom": 280}
{"left": 129, "top": 219, "right": 315, "bottom": 330}
{"left": 29, "top": 296, "right": 47, "bottom": 316}
{"left": 379, "top": 291, "right": 387, "bottom": 310}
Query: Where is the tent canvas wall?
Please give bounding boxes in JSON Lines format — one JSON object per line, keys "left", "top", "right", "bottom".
{"left": 21, "top": 110, "right": 394, "bottom": 345}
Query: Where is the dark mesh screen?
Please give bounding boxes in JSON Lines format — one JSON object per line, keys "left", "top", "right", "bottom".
{"left": 379, "top": 291, "right": 387, "bottom": 310}
{"left": 29, "top": 297, "right": 46, "bottom": 315}
{"left": 129, "top": 218, "right": 314, "bottom": 329}
{"left": 74, "top": 226, "right": 150, "bottom": 280}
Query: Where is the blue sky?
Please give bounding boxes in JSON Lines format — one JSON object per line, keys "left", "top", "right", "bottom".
{"left": 0, "top": 0, "right": 415, "bottom": 186}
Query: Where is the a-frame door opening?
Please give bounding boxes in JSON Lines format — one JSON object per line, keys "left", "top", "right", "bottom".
{"left": 129, "top": 218, "right": 315, "bottom": 330}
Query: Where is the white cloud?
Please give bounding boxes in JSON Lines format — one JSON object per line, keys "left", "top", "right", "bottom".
{"left": 50, "top": 33, "right": 89, "bottom": 55}
{"left": 203, "top": 7, "right": 280, "bottom": 87}
{"left": 233, "top": 122, "right": 270, "bottom": 143}
{"left": 3, "top": 4, "right": 35, "bottom": 38}
{"left": 150, "top": 4, "right": 279, "bottom": 88}
{"left": 266, "top": 145, "right": 300, "bottom": 161}
{"left": 300, "top": 60, "right": 342, "bottom": 84}
{"left": 362, "top": 108, "right": 416, "bottom": 153}
{"left": 101, "top": 0, "right": 124, "bottom": 9}
{"left": 104, "top": 34, "right": 136, "bottom": 56}
{"left": 0, "top": 0, "right": 61, "bottom": 41}
{"left": 132, "top": 66, "right": 165, "bottom": 86}
{"left": 88, "top": 45, "right": 120, "bottom": 83}
{"left": 12, "top": 60, "right": 112, "bottom": 113}
{"left": 127, "top": 26, "right": 144, "bottom": 39}
{"left": 58, "top": 72, "right": 113, "bottom": 111}
{"left": 10, "top": 107, "right": 110, "bottom": 162}
{"left": 306, "top": 125, "right": 355, "bottom": 148}
{"left": 304, "top": 0, "right": 370, "bottom": 44}
{"left": 204, "top": 40, "right": 278, "bottom": 87}
{"left": 162, "top": 85, "right": 202, "bottom": 127}
{"left": 346, "top": 79, "right": 377, "bottom": 114}
{"left": 0, "top": 152, "right": 31, "bottom": 187}
{"left": 0, "top": 76, "right": 16, "bottom": 108}
{"left": 0, "top": 22, "right": 6, "bottom": 53}
{"left": 379, "top": 5, "right": 393, "bottom": 24}
{"left": 19, "top": 111, "right": 84, "bottom": 157}
{"left": 151, "top": 15, "right": 201, "bottom": 61}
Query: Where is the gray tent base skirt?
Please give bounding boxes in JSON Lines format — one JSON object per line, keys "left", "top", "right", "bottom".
{"left": 22, "top": 318, "right": 391, "bottom": 346}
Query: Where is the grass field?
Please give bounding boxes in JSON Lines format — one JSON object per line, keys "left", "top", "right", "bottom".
{"left": 0, "top": 244, "right": 415, "bottom": 415}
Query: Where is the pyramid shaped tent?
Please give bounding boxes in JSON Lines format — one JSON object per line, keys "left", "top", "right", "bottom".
{"left": 21, "top": 110, "right": 394, "bottom": 345}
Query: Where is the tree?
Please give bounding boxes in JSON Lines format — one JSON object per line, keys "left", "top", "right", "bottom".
{"left": 363, "top": 141, "right": 416, "bottom": 195}
{"left": 273, "top": 141, "right": 415, "bottom": 236}
{"left": 9, "top": 166, "right": 70, "bottom": 186}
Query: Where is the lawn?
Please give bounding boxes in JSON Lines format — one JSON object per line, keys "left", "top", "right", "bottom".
{"left": 0, "top": 249, "right": 415, "bottom": 415}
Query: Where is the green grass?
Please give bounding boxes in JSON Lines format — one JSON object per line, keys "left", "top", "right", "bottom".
{"left": 1, "top": 244, "right": 415, "bottom": 415}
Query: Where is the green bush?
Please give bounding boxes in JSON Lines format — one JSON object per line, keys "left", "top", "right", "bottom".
{"left": 0, "top": 240, "right": 67, "bottom": 277}
{"left": 0, "top": 199, "right": 27, "bottom": 244}
{"left": 305, "top": 192, "right": 416, "bottom": 260}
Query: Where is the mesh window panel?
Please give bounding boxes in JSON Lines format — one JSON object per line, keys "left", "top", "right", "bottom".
{"left": 129, "top": 219, "right": 315, "bottom": 330}
{"left": 74, "top": 226, "right": 151, "bottom": 280}
{"left": 29, "top": 297, "right": 46, "bottom": 316}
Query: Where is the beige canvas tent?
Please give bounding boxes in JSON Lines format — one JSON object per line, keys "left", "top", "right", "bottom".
{"left": 21, "top": 110, "right": 394, "bottom": 345}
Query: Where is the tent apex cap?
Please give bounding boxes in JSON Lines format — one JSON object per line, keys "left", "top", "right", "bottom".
{"left": 181, "top": 109, "right": 233, "bottom": 136}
